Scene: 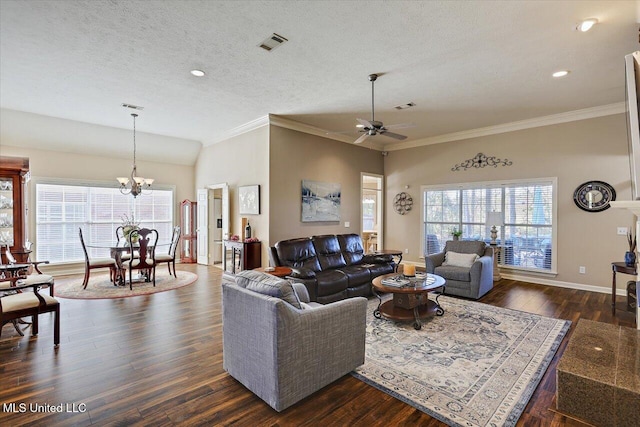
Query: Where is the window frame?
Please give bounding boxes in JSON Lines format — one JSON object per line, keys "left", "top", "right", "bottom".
{"left": 32, "top": 177, "right": 176, "bottom": 265}
{"left": 420, "top": 177, "right": 558, "bottom": 275}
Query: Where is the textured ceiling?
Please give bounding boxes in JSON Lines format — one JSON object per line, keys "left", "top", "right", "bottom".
{"left": 0, "top": 0, "right": 638, "bottom": 162}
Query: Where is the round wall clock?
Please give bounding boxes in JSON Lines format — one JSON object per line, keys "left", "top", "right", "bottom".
{"left": 573, "top": 181, "right": 616, "bottom": 212}
{"left": 393, "top": 192, "right": 413, "bottom": 215}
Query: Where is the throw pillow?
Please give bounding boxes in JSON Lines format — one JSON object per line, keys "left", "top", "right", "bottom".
{"left": 235, "top": 270, "right": 302, "bottom": 309}
{"left": 300, "top": 302, "right": 316, "bottom": 310}
{"left": 443, "top": 251, "right": 479, "bottom": 268}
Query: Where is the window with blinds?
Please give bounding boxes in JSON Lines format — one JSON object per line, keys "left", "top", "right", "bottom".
{"left": 422, "top": 179, "right": 556, "bottom": 273}
{"left": 36, "top": 183, "right": 174, "bottom": 263}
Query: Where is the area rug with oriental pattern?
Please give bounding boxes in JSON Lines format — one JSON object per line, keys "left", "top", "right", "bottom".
{"left": 352, "top": 295, "right": 570, "bottom": 427}
{"left": 53, "top": 270, "right": 197, "bottom": 299}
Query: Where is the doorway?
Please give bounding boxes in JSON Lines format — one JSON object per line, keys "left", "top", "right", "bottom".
{"left": 361, "top": 174, "right": 383, "bottom": 252}
{"left": 196, "top": 183, "right": 229, "bottom": 266}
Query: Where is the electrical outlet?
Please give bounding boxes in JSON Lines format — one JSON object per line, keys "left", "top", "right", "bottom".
{"left": 404, "top": 248, "right": 409, "bottom": 254}
{"left": 618, "top": 227, "right": 629, "bottom": 235}
{"left": 579, "top": 266, "right": 586, "bottom": 274}
{"left": 344, "top": 221, "right": 350, "bottom": 228}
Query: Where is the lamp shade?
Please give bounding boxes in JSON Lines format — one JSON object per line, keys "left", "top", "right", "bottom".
{"left": 486, "top": 211, "right": 504, "bottom": 227}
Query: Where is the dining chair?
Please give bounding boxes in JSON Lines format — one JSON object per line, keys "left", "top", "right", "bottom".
{"left": 0, "top": 278, "right": 60, "bottom": 347}
{"left": 79, "top": 228, "right": 118, "bottom": 289}
{"left": 155, "top": 226, "right": 181, "bottom": 277}
{"left": 5, "top": 246, "right": 55, "bottom": 296}
{"left": 123, "top": 228, "right": 158, "bottom": 290}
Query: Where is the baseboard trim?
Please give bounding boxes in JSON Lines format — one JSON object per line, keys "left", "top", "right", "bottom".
{"left": 501, "top": 272, "right": 627, "bottom": 297}
{"left": 409, "top": 260, "right": 628, "bottom": 297}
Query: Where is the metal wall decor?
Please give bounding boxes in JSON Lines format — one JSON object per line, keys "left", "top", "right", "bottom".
{"left": 393, "top": 192, "right": 413, "bottom": 215}
{"left": 451, "top": 153, "right": 513, "bottom": 171}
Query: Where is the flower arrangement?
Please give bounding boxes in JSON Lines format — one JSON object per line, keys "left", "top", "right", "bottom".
{"left": 121, "top": 213, "right": 140, "bottom": 243}
{"left": 628, "top": 230, "right": 637, "bottom": 253}
{"left": 450, "top": 228, "right": 463, "bottom": 238}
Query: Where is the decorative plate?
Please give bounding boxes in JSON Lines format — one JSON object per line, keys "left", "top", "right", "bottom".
{"left": 573, "top": 181, "right": 616, "bottom": 212}
{"left": 393, "top": 192, "right": 413, "bottom": 215}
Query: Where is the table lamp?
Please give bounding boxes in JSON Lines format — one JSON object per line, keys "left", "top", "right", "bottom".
{"left": 486, "top": 211, "right": 504, "bottom": 245}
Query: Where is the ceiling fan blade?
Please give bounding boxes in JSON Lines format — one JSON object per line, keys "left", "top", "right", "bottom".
{"left": 356, "top": 118, "right": 373, "bottom": 128}
{"left": 380, "top": 131, "right": 407, "bottom": 140}
{"left": 384, "top": 122, "right": 415, "bottom": 130}
{"left": 353, "top": 133, "right": 370, "bottom": 144}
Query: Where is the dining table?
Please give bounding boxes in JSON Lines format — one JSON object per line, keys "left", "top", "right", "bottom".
{"left": 86, "top": 241, "right": 169, "bottom": 286}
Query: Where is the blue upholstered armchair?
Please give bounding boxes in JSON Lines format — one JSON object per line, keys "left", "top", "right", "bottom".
{"left": 425, "top": 240, "right": 494, "bottom": 300}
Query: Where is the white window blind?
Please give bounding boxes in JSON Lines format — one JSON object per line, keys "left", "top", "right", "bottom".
{"left": 422, "top": 179, "right": 555, "bottom": 273}
{"left": 36, "top": 183, "right": 174, "bottom": 263}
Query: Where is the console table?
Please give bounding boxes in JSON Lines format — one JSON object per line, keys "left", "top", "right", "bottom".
{"left": 611, "top": 262, "right": 636, "bottom": 314}
{"left": 223, "top": 240, "right": 261, "bottom": 276}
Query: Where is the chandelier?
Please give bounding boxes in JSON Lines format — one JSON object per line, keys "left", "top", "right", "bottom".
{"left": 117, "top": 113, "right": 154, "bottom": 197}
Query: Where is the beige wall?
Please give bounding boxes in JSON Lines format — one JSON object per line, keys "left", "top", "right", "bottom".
{"left": 268, "top": 125, "right": 385, "bottom": 244}
{"left": 195, "top": 125, "right": 270, "bottom": 265}
{"left": 0, "top": 144, "right": 195, "bottom": 272}
{"left": 385, "top": 113, "right": 634, "bottom": 291}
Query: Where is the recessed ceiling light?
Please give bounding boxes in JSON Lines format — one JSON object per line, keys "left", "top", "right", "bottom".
{"left": 356, "top": 124, "right": 364, "bottom": 128}
{"left": 190, "top": 69, "right": 205, "bottom": 77}
{"left": 552, "top": 70, "right": 570, "bottom": 78}
{"left": 576, "top": 18, "right": 598, "bottom": 32}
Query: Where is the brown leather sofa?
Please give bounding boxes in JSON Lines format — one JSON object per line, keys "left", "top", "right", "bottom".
{"left": 269, "top": 234, "right": 395, "bottom": 304}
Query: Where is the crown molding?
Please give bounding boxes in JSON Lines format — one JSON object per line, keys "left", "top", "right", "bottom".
{"left": 384, "top": 102, "right": 626, "bottom": 151}
{"left": 268, "top": 114, "right": 355, "bottom": 144}
{"left": 205, "top": 102, "right": 625, "bottom": 150}
{"left": 203, "top": 115, "right": 270, "bottom": 146}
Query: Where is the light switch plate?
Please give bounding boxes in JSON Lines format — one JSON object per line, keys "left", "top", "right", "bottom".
{"left": 344, "top": 221, "right": 350, "bottom": 228}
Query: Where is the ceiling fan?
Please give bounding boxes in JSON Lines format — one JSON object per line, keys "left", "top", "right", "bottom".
{"left": 352, "top": 73, "right": 413, "bottom": 144}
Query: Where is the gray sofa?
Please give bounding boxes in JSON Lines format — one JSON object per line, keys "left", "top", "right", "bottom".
{"left": 222, "top": 270, "right": 367, "bottom": 412}
{"left": 425, "top": 240, "right": 494, "bottom": 299}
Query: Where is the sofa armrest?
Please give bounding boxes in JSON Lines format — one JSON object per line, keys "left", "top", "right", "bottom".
{"left": 288, "top": 267, "right": 316, "bottom": 280}
{"left": 469, "top": 255, "right": 494, "bottom": 297}
{"left": 425, "top": 252, "right": 445, "bottom": 273}
{"left": 291, "top": 282, "right": 310, "bottom": 303}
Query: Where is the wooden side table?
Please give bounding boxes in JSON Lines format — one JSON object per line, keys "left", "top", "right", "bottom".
{"left": 611, "top": 262, "right": 636, "bottom": 314}
{"left": 253, "top": 266, "right": 292, "bottom": 278}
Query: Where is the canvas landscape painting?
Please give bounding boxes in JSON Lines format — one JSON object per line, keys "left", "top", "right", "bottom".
{"left": 301, "top": 180, "right": 341, "bottom": 222}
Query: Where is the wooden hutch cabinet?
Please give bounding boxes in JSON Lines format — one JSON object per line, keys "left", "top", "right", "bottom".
{"left": 0, "top": 156, "right": 30, "bottom": 263}
{"left": 180, "top": 199, "right": 197, "bottom": 263}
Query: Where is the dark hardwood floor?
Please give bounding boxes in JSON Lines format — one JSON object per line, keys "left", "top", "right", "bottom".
{"left": 1, "top": 265, "right": 636, "bottom": 426}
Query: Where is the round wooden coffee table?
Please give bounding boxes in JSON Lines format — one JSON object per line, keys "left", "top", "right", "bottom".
{"left": 371, "top": 273, "right": 446, "bottom": 330}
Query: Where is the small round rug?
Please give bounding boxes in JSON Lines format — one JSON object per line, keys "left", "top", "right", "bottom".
{"left": 54, "top": 270, "right": 198, "bottom": 299}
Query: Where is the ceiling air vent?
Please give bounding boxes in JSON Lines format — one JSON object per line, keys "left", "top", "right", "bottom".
{"left": 258, "top": 33, "right": 288, "bottom": 52}
{"left": 394, "top": 102, "right": 416, "bottom": 110}
{"left": 121, "top": 103, "right": 144, "bottom": 111}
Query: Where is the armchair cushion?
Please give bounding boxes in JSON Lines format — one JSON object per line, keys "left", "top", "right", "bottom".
{"left": 235, "top": 270, "right": 302, "bottom": 309}
{"left": 443, "top": 251, "right": 479, "bottom": 268}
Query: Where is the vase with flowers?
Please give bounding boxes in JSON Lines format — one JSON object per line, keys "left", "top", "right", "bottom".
{"left": 451, "top": 228, "right": 463, "bottom": 241}
{"left": 122, "top": 213, "right": 140, "bottom": 245}
{"left": 626, "top": 231, "right": 637, "bottom": 267}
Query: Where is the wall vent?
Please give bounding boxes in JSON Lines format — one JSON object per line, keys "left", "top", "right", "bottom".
{"left": 258, "top": 33, "right": 288, "bottom": 52}
{"left": 121, "top": 103, "right": 144, "bottom": 110}
{"left": 394, "top": 102, "right": 416, "bottom": 110}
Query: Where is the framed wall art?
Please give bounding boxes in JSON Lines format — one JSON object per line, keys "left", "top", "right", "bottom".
{"left": 301, "top": 180, "right": 341, "bottom": 222}
{"left": 239, "top": 184, "right": 260, "bottom": 215}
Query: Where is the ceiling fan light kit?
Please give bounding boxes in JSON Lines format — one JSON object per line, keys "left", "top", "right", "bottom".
{"left": 351, "top": 73, "right": 414, "bottom": 144}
